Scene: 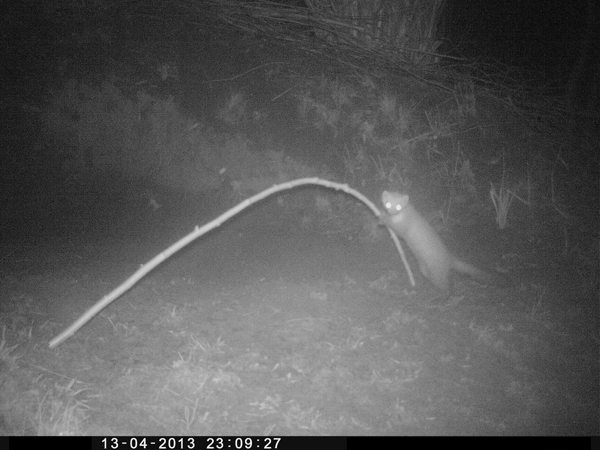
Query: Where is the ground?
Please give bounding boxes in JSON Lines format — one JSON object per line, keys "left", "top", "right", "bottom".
{"left": 0, "top": 182, "right": 597, "bottom": 436}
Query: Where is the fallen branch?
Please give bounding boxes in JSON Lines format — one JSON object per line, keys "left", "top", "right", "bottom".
{"left": 49, "top": 177, "right": 414, "bottom": 348}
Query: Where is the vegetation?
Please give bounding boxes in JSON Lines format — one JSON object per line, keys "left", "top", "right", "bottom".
{"left": 1, "top": 0, "right": 597, "bottom": 436}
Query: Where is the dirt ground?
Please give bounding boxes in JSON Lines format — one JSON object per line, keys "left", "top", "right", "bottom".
{"left": 0, "top": 185, "right": 597, "bottom": 436}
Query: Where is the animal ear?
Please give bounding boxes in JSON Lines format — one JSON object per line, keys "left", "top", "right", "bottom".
{"left": 399, "top": 195, "right": 409, "bottom": 207}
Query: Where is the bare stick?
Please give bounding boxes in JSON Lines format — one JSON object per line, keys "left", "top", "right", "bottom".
{"left": 49, "top": 177, "right": 413, "bottom": 348}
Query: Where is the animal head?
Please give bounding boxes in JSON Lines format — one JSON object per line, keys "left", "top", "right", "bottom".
{"left": 381, "top": 190, "right": 410, "bottom": 214}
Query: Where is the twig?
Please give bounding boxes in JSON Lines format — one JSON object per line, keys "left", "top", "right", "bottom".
{"left": 49, "top": 178, "right": 413, "bottom": 348}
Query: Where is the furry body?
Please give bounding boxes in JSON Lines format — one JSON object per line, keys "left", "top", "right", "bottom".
{"left": 381, "top": 191, "right": 495, "bottom": 294}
